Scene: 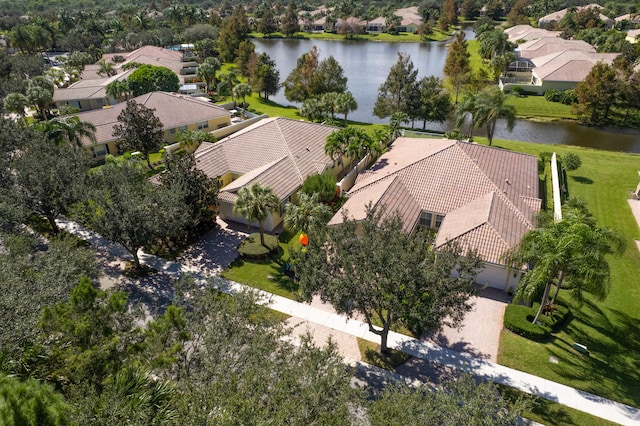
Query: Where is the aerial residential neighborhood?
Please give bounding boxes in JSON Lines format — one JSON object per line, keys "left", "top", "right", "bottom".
{"left": 1, "top": 0, "right": 640, "bottom": 424}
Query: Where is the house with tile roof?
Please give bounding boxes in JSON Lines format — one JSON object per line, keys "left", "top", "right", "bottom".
{"left": 194, "top": 117, "right": 343, "bottom": 232}
{"left": 504, "top": 24, "right": 561, "bottom": 44}
{"left": 538, "top": 3, "right": 611, "bottom": 28}
{"left": 626, "top": 29, "right": 640, "bottom": 44}
{"left": 329, "top": 137, "right": 542, "bottom": 291}
{"left": 71, "top": 91, "right": 231, "bottom": 159}
{"left": 515, "top": 37, "right": 595, "bottom": 59}
{"left": 54, "top": 46, "right": 203, "bottom": 112}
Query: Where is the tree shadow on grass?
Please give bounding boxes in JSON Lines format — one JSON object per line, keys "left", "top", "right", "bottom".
{"left": 572, "top": 176, "right": 594, "bottom": 184}
{"left": 539, "top": 297, "right": 640, "bottom": 407}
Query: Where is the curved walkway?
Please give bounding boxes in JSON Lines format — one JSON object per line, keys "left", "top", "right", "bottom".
{"left": 57, "top": 218, "right": 640, "bottom": 426}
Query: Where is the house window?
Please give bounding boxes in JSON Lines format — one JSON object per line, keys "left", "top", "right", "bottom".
{"left": 435, "top": 214, "right": 445, "bottom": 229}
{"left": 169, "top": 128, "right": 176, "bottom": 134}
{"left": 179, "top": 125, "right": 188, "bottom": 132}
{"left": 91, "top": 144, "right": 107, "bottom": 158}
{"left": 419, "top": 212, "right": 433, "bottom": 228}
{"left": 197, "top": 121, "right": 209, "bottom": 130}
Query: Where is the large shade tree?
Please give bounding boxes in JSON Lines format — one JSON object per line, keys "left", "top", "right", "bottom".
{"left": 233, "top": 182, "right": 281, "bottom": 246}
{"left": 112, "top": 100, "right": 164, "bottom": 169}
{"left": 373, "top": 52, "right": 419, "bottom": 119}
{"left": 292, "top": 207, "right": 481, "bottom": 353}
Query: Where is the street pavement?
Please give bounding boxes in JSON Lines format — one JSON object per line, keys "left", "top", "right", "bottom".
{"left": 57, "top": 217, "right": 640, "bottom": 426}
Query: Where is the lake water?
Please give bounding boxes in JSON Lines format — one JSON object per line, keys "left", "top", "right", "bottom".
{"left": 253, "top": 31, "right": 640, "bottom": 153}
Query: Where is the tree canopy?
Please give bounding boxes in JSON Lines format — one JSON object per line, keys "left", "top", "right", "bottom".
{"left": 112, "top": 100, "right": 164, "bottom": 169}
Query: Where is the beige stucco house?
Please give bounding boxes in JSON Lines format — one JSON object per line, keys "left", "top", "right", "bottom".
{"left": 194, "top": 117, "right": 343, "bottom": 232}
{"left": 329, "top": 137, "right": 542, "bottom": 292}
{"left": 504, "top": 24, "right": 561, "bottom": 44}
{"left": 73, "top": 91, "right": 231, "bottom": 159}
{"left": 538, "top": 4, "right": 611, "bottom": 28}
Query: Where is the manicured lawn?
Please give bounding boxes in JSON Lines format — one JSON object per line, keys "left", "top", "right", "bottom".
{"left": 221, "top": 230, "right": 301, "bottom": 299}
{"left": 357, "top": 338, "right": 411, "bottom": 371}
{"left": 507, "top": 95, "right": 577, "bottom": 121}
{"left": 474, "top": 136, "right": 640, "bottom": 407}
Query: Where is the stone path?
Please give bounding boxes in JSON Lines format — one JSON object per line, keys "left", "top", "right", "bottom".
{"left": 57, "top": 217, "right": 640, "bottom": 426}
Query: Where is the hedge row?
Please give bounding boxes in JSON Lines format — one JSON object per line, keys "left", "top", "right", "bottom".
{"left": 504, "top": 303, "right": 570, "bottom": 342}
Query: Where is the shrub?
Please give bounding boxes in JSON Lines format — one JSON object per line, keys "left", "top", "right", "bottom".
{"left": 300, "top": 172, "right": 337, "bottom": 203}
{"left": 511, "top": 86, "right": 524, "bottom": 97}
{"left": 544, "top": 89, "right": 577, "bottom": 105}
{"left": 562, "top": 152, "right": 582, "bottom": 171}
{"left": 544, "top": 88, "right": 561, "bottom": 102}
{"left": 504, "top": 304, "right": 550, "bottom": 341}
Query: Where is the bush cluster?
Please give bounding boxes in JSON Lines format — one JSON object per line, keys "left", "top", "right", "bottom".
{"left": 504, "top": 302, "right": 569, "bottom": 341}
{"left": 544, "top": 89, "right": 577, "bottom": 105}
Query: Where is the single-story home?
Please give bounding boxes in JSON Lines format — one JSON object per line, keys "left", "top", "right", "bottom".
{"left": 515, "top": 37, "right": 595, "bottom": 60}
{"left": 504, "top": 24, "right": 561, "bottom": 44}
{"left": 72, "top": 91, "right": 231, "bottom": 159}
{"left": 538, "top": 3, "right": 612, "bottom": 28}
{"left": 395, "top": 6, "right": 422, "bottom": 33}
{"left": 194, "top": 117, "right": 344, "bottom": 232}
{"left": 329, "top": 137, "right": 542, "bottom": 292}
{"left": 53, "top": 69, "right": 135, "bottom": 112}
{"left": 502, "top": 49, "right": 618, "bottom": 93}
{"left": 615, "top": 13, "right": 640, "bottom": 24}
{"left": 366, "top": 16, "right": 386, "bottom": 32}
{"left": 626, "top": 29, "right": 640, "bottom": 44}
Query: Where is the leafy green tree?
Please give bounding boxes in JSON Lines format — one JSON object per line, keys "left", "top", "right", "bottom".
{"left": 284, "top": 192, "right": 332, "bottom": 235}
{"left": 217, "top": 68, "right": 241, "bottom": 99}
{"left": 284, "top": 46, "right": 320, "bottom": 102}
{"left": 313, "top": 55, "right": 348, "bottom": 95}
{"left": 160, "top": 152, "right": 220, "bottom": 240}
{"left": 373, "top": 52, "right": 419, "bottom": 119}
{"left": 281, "top": 2, "right": 300, "bottom": 37}
{"left": 504, "top": 201, "right": 625, "bottom": 324}
{"left": 11, "top": 137, "right": 90, "bottom": 233}
{"left": 63, "top": 51, "right": 94, "bottom": 72}
{"left": 235, "top": 40, "right": 256, "bottom": 77}
{"left": 249, "top": 52, "right": 280, "bottom": 100}
{"left": 112, "top": 100, "right": 164, "bottom": 169}
{"left": 574, "top": 62, "right": 619, "bottom": 125}
{"left": 181, "top": 24, "right": 219, "bottom": 43}
{"left": 233, "top": 183, "right": 281, "bottom": 246}
{"left": 300, "top": 97, "right": 324, "bottom": 122}
{"left": 562, "top": 152, "right": 582, "bottom": 172}
{"left": 299, "top": 172, "right": 338, "bottom": 203}
{"left": 176, "top": 129, "right": 216, "bottom": 154}
{"left": 438, "top": 0, "right": 458, "bottom": 30}
{"left": 292, "top": 207, "right": 481, "bottom": 353}
{"left": 26, "top": 77, "right": 55, "bottom": 121}
{"left": 258, "top": 8, "right": 279, "bottom": 36}
{"left": 193, "top": 38, "right": 218, "bottom": 62}
{"left": 126, "top": 64, "right": 179, "bottom": 97}
{"left": 369, "top": 374, "right": 529, "bottom": 425}
{"left": 414, "top": 76, "right": 452, "bottom": 130}
{"left": 444, "top": 31, "right": 471, "bottom": 104}
{"left": 0, "top": 233, "right": 97, "bottom": 363}
{"left": 3, "top": 92, "right": 29, "bottom": 120}
{"left": 81, "top": 159, "right": 178, "bottom": 269}
{"left": 34, "top": 116, "right": 96, "bottom": 148}
{"left": 0, "top": 374, "right": 70, "bottom": 426}
{"left": 508, "top": 0, "right": 531, "bottom": 25}
{"left": 217, "top": 6, "right": 250, "bottom": 62}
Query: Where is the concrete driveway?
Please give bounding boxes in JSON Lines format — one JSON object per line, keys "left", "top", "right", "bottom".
{"left": 426, "top": 286, "right": 511, "bottom": 362}
{"left": 178, "top": 218, "right": 248, "bottom": 274}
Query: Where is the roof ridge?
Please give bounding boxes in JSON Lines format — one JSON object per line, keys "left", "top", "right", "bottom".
{"left": 276, "top": 119, "right": 305, "bottom": 183}
{"left": 492, "top": 189, "right": 534, "bottom": 230}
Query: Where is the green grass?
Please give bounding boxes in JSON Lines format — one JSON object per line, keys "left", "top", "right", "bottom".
{"left": 498, "top": 385, "right": 618, "bottom": 426}
{"left": 221, "top": 230, "right": 301, "bottom": 299}
{"left": 473, "top": 136, "right": 640, "bottom": 407}
{"left": 507, "top": 95, "right": 577, "bottom": 121}
{"left": 237, "top": 233, "right": 279, "bottom": 256}
{"left": 357, "top": 338, "right": 411, "bottom": 370}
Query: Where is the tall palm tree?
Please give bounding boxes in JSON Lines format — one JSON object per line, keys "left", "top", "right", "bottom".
{"left": 196, "top": 59, "right": 219, "bottom": 94}
{"left": 504, "top": 202, "right": 625, "bottom": 324}
{"left": 233, "top": 182, "right": 281, "bottom": 246}
{"left": 325, "top": 127, "right": 378, "bottom": 171}
{"left": 3, "top": 93, "right": 29, "bottom": 121}
{"left": 473, "top": 87, "right": 516, "bottom": 146}
{"left": 106, "top": 80, "right": 130, "bottom": 103}
{"left": 335, "top": 92, "right": 358, "bottom": 127}
{"left": 284, "top": 192, "right": 332, "bottom": 236}
{"left": 96, "top": 59, "right": 117, "bottom": 77}
{"left": 35, "top": 116, "right": 97, "bottom": 148}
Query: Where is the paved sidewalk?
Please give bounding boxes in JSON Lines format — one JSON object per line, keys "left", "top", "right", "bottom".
{"left": 57, "top": 218, "right": 640, "bottom": 426}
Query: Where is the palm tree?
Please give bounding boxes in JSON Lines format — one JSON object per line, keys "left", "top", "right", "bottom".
{"left": 473, "top": 87, "right": 516, "bottom": 146}
{"left": 233, "top": 182, "right": 281, "bottom": 246}
{"left": 35, "top": 116, "right": 97, "bottom": 148}
{"left": 325, "top": 127, "right": 378, "bottom": 171}
{"left": 335, "top": 92, "right": 358, "bottom": 127}
{"left": 233, "top": 83, "right": 252, "bottom": 111}
{"left": 106, "top": 80, "right": 130, "bottom": 103}
{"left": 284, "top": 192, "right": 332, "bottom": 236}
{"left": 196, "top": 58, "right": 219, "bottom": 94}
{"left": 504, "top": 202, "right": 625, "bottom": 324}
{"left": 96, "top": 59, "right": 117, "bottom": 77}
{"left": 455, "top": 92, "right": 478, "bottom": 140}
{"left": 3, "top": 93, "right": 29, "bottom": 121}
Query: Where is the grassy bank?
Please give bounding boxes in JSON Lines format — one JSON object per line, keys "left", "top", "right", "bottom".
{"left": 507, "top": 95, "right": 577, "bottom": 121}
{"left": 470, "top": 136, "right": 640, "bottom": 408}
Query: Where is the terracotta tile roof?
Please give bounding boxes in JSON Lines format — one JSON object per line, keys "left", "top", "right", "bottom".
{"left": 517, "top": 37, "right": 595, "bottom": 60}
{"left": 195, "top": 117, "right": 338, "bottom": 202}
{"left": 71, "top": 91, "right": 230, "bottom": 147}
{"left": 531, "top": 50, "right": 618, "bottom": 82}
{"left": 54, "top": 69, "right": 134, "bottom": 103}
{"left": 539, "top": 4, "right": 610, "bottom": 25}
{"left": 332, "top": 138, "right": 541, "bottom": 265}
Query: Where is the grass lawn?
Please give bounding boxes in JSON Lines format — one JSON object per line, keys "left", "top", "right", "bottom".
{"left": 357, "top": 338, "right": 411, "bottom": 371}
{"left": 221, "top": 230, "right": 301, "bottom": 299}
{"left": 507, "top": 95, "right": 577, "bottom": 121}
{"left": 471, "top": 136, "right": 640, "bottom": 407}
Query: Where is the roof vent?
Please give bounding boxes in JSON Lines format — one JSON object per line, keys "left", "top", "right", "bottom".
{"left": 505, "top": 178, "right": 511, "bottom": 185}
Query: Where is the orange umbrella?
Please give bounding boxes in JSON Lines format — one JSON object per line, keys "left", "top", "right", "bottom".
{"left": 299, "top": 233, "right": 309, "bottom": 246}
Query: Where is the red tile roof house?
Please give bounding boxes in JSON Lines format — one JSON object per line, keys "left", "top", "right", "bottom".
{"left": 194, "top": 117, "right": 346, "bottom": 232}
{"left": 329, "top": 137, "right": 542, "bottom": 292}
{"left": 72, "top": 91, "right": 231, "bottom": 159}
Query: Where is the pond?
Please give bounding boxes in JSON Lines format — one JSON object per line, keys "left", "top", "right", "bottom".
{"left": 253, "top": 30, "right": 640, "bottom": 153}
